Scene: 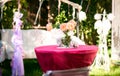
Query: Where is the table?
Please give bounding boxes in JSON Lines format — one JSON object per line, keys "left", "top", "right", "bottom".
{"left": 35, "top": 45, "right": 98, "bottom": 74}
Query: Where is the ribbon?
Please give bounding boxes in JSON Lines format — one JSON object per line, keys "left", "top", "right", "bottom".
{"left": 11, "top": 11, "right": 24, "bottom": 76}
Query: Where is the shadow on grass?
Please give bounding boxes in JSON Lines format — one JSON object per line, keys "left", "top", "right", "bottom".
{"left": 0, "top": 59, "right": 11, "bottom": 76}
{"left": 24, "top": 59, "right": 43, "bottom": 76}
{"left": 0, "top": 59, "right": 43, "bottom": 76}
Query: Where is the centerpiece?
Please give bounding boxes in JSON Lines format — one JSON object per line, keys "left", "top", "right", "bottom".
{"left": 46, "top": 19, "right": 85, "bottom": 48}
{"left": 59, "top": 20, "right": 77, "bottom": 47}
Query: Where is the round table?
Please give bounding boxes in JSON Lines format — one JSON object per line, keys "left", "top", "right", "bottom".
{"left": 35, "top": 45, "right": 98, "bottom": 73}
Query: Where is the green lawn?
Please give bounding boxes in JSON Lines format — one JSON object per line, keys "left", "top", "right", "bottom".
{"left": 90, "top": 64, "right": 120, "bottom": 76}
{"left": 1, "top": 59, "right": 43, "bottom": 76}
{"left": 0, "top": 59, "right": 120, "bottom": 76}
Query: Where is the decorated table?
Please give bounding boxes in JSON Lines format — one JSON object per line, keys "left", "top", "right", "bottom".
{"left": 35, "top": 45, "right": 98, "bottom": 76}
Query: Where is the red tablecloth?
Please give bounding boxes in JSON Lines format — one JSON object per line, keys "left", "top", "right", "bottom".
{"left": 35, "top": 45, "right": 98, "bottom": 73}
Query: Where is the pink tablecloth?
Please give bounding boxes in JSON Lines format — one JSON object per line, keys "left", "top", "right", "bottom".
{"left": 35, "top": 45, "right": 98, "bottom": 73}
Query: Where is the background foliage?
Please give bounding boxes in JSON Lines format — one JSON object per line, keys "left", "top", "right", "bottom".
{"left": 0, "top": 0, "right": 112, "bottom": 45}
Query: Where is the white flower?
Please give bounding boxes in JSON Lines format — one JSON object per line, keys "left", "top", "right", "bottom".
{"left": 102, "top": 19, "right": 111, "bottom": 29}
{"left": 70, "top": 36, "right": 85, "bottom": 47}
{"left": 107, "top": 13, "right": 114, "bottom": 21}
{"left": 67, "top": 31, "right": 74, "bottom": 36}
{"left": 94, "top": 19, "right": 111, "bottom": 35}
{"left": 102, "top": 19, "right": 111, "bottom": 35}
{"left": 94, "top": 20, "right": 102, "bottom": 29}
{"left": 97, "top": 29, "right": 103, "bottom": 35}
{"left": 78, "top": 11, "right": 87, "bottom": 22}
{"left": 94, "top": 14, "right": 101, "bottom": 20}
{"left": 94, "top": 20, "right": 103, "bottom": 34}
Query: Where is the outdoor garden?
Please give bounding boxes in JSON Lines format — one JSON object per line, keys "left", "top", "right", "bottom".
{"left": 0, "top": 0, "right": 120, "bottom": 76}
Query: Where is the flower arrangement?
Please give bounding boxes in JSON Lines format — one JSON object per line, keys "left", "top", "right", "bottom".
{"left": 46, "top": 19, "right": 82, "bottom": 47}
{"left": 59, "top": 20, "right": 77, "bottom": 47}
{"left": 45, "top": 10, "right": 86, "bottom": 47}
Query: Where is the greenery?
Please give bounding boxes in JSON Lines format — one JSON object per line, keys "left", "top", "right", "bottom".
{"left": 1, "top": 0, "right": 112, "bottom": 45}
{"left": 61, "top": 30, "right": 71, "bottom": 47}
{"left": 1, "top": 0, "right": 117, "bottom": 76}
{"left": 90, "top": 64, "right": 120, "bottom": 76}
{"left": 0, "top": 59, "right": 120, "bottom": 76}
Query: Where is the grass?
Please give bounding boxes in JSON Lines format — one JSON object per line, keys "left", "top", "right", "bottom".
{"left": 0, "top": 59, "right": 120, "bottom": 76}
{"left": 1, "top": 59, "right": 43, "bottom": 76}
{"left": 90, "top": 64, "right": 120, "bottom": 76}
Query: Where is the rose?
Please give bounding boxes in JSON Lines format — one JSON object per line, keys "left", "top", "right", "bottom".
{"left": 46, "top": 19, "right": 77, "bottom": 47}
{"left": 59, "top": 20, "right": 77, "bottom": 47}
{"left": 60, "top": 19, "right": 77, "bottom": 31}
{"left": 67, "top": 20, "right": 77, "bottom": 31}
{"left": 46, "top": 23, "right": 53, "bottom": 31}
{"left": 60, "top": 23, "right": 68, "bottom": 31}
